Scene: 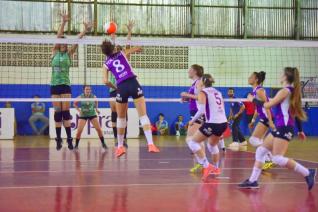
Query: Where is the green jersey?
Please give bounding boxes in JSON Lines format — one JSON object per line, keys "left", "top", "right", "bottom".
{"left": 109, "top": 73, "right": 117, "bottom": 93}
{"left": 51, "top": 51, "right": 71, "bottom": 86}
{"left": 79, "top": 93, "right": 96, "bottom": 117}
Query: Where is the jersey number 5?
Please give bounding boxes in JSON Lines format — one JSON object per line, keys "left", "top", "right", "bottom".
{"left": 214, "top": 93, "right": 222, "bottom": 105}
{"left": 113, "top": 60, "right": 125, "bottom": 73}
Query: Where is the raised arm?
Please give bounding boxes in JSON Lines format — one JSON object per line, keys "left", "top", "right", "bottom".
{"left": 68, "top": 22, "right": 92, "bottom": 56}
{"left": 52, "top": 12, "right": 69, "bottom": 53}
{"left": 102, "top": 65, "right": 117, "bottom": 90}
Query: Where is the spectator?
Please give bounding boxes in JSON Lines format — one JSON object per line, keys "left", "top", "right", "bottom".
{"left": 175, "top": 115, "right": 187, "bottom": 136}
{"left": 227, "top": 88, "right": 247, "bottom": 148}
{"left": 29, "top": 95, "right": 49, "bottom": 135}
{"left": 155, "top": 113, "right": 169, "bottom": 135}
{"left": 243, "top": 92, "right": 256, "bottom": 133}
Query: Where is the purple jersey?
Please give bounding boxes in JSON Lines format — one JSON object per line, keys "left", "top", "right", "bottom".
{"left": 104, "top": 51, "right": 136, "bottom": 84}
{"left": 252, "top": 86, "right": 272, "bottom": 119}
{"left": 188, "top": 79, "right": 199, "bottom": 112}
{"left": 275, "top": 86, "right": 294, "bottom": 127}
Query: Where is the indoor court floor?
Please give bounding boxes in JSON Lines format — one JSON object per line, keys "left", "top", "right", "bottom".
{"left": 0, "top": 136, "right": 317, "bottom": 212}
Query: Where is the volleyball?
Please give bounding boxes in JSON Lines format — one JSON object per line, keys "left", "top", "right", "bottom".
{"left": 104, "top": 21, "right": 117, "bottom": 34}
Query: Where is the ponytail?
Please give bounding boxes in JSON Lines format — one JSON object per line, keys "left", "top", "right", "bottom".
{"left": 253, "top": 71, "right": 266, "bottom": 85}
{"left": 202, "top": 74, "right": 215, "bottom": 87}
{"left": 284, "top": 67, "right": 307, "bottom": 121}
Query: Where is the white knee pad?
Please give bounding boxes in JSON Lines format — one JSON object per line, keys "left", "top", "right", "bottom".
{"left": 255, "top": 146, "right": 269, "bottom": 163}
{"left": 272, "top": 155, "right": 288, "bottom": 167}
{"left": 187, "top": 140, "right": 201, "bottom": 153}
{"left": 249, "top": 136, "right": 263, "bottom": 147}
{"left": 207, "top": 143, "right": 219, "bottom": 155}
{"left": 117, "top": 118, "right": 127, "bottom": 128}
{"left": 140, "top": 115, "right": 150, "bottom": 126}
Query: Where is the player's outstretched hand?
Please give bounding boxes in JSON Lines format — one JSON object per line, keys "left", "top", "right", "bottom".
{"left": 298, "top": 131, "right": 307, "bottom": 141}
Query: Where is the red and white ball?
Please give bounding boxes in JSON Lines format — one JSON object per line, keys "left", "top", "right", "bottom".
{"left": 104, "top": 21, "right": 117, "bottom": 34}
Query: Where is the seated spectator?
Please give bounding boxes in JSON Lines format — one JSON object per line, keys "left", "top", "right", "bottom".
{"left": 29, "top": 95, "right": 49, "bottom": 135}
{"left": 155, "top": 113, "right": 169, "bottom": 135}
{"left": 175, "top": 115, "right": 187, "bottom": 136}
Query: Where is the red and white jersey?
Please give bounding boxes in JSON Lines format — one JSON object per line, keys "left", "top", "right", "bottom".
{"left": 201, "top": 87, "right": 227, "bottom": 124}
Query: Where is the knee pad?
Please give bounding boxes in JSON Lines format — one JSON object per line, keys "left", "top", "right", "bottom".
{"left": 54, "top": 111, "right": 63, "bottom": 122}
{"left": 187, "top": 140, "right": 201, "bottom": 153}
{"left": 140, "top": 115, "right": 150, "bottom": 126}
{"left": 272, "top": 155, "right": 288, "bottom": 167}
{"left": 255, "top": 146, "right": 269, "bottom": 163}
{"left": 117, "top": 118, "right": 127, "bottom": 128}
{"left": 111, "top": 112, "right": 117, "bottom": 123}
{"left": 207, "top": 143, "right": 219, "bottom": 155}
{"left": 61, "top": 110, "right": 72, "bottom": 121}
{"left": 249, "top": 136, "right": 263, "bottom": 147}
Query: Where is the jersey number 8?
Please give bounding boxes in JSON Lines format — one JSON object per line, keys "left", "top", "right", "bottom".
{"left": 113, "top": 60, "right": 125, "bottom": 73}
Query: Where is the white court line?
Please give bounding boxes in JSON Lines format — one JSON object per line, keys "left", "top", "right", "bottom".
{"left": 158, "top": 161, "right": 170, "bottom": 164}
{"left": 0, "top": 181, "right": 316, "bottom": 190}
{"left": 0, "top": 167, "right": 291, "bottom": 174}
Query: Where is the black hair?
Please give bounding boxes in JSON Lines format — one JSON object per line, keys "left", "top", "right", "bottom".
{"left": 159, "top": 113, "right": 164, "bottom": 117}
{"left": 101, "top": 40, "right": 115, "bottom": 56}
{"left": 253, "top": 71, "right": 266, "bottom": 85}
{"left": 33, "top": 94, "right": 40, "bottom": 98}
{"left": 202, "top": 74, "right": 215, "bottom": 87}
{"left": 228, "top": 87, "right": 234, "bottom": 91}
{"left": 83, "top": 85, "right": 91, "bottom": 90}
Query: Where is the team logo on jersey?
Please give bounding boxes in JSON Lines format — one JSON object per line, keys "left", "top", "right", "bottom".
{"left": 137, "top": 88, "right": 143, "bottom": 96}
{"left": 116, "top": 93, "right": 122, "bottom": 102}
{"left": 284, "top": 132, "right": 293, "bottom": 140}
{"left": 203, "top": 127, "right": 213, "bottom": 135}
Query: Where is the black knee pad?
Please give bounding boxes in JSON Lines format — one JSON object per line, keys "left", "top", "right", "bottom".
{"left": 54, "top": 111, "right": 63, "bottom": 122}
{"left": 62, "top": 110, "right": 72, "bottom": 121}
{"left": 111, "top": 111, "right": 117, "bottom": 123}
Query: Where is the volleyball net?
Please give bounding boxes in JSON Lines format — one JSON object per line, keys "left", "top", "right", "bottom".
{"left": 0, "top": 35, "right": 318, "bottom": 105}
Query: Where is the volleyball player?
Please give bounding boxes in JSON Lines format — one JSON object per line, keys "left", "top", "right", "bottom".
{"left": 248, "top": 71, "right": 275, "bottom": 170}
{"left": 51, "top": 12, "right": 91, "bottom": 150}
{"left": 187, "top": 74, "right": 228, "bottom": 181}
{"left": 101, "top": 40, "right": 160, "bottom": 158}
{"left": 180, "top": 64, "right": 205, "bottom": 172}
{"left": 73, "top": 85, "right": 107, "bottom": 150}
{"left": 107, "top": 21, "right": 135, "bottom": 148}
{"left": 239, "top": 67, "right": 316, "bottom": 190}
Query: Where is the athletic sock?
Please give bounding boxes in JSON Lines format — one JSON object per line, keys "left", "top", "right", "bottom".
{"left": 294, "top": 162, "right": 310, "bottom": 177}
{"left": 56, "top": 127, "right": 62, "bottom": 139}
{"left": 196, "top": 156, "right": 210, "bottom": 168}
{"left": 112, "top": 127, "right": 117, "bottom": 138}
{"left": 100, "top": 136, "right": 105, "bottom": 145}
{"left": 75, "top": 139, "right": 80, "bottom": 147}
{"left": 65, "top": 127, "right": 72, "bottom": 139}
{"left": 117, "top": 134, "right": 124, "bottom": 147}
{"left": 249, "top": 166, "right": 262, "bottom": 182}
{"left": 144, "top": 129, "right": 154, "bottom": 145}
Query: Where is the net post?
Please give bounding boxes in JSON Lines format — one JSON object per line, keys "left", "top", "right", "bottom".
{"left": 190, "top": 0, "right": 195, "bottom": 38}
{"left": 94, "top": 0, "right": 98, "bottom": 36}
{"left": 294, "top": 0, "right": 301, "bottom": 40}
{"left": 243, "top": 0, "right": 248, "bottom": 39}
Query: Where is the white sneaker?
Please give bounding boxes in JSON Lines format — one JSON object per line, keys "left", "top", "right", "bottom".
{"left": 176, "top": 131, "right": 180, "bottom": 136}
{"left": 229, "top": 142, "right": 239, "bottom": 148}
{"left": 239, "top": 141, "right": 248, "bottom": 146}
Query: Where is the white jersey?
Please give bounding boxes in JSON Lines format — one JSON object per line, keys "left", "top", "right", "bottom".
{"left": 201, "top": 87, "right": 227, "bottom": 124}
